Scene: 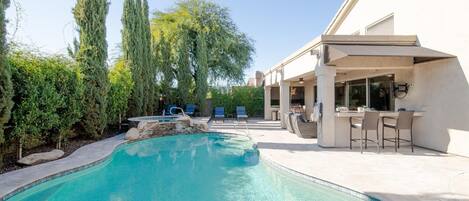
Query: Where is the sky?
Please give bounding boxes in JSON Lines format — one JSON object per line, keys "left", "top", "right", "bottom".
{"left": 6, "top": 0, "right": 344, "bottom": 78}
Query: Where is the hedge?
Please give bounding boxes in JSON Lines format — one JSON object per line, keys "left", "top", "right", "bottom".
{"left": 107, "top": 59, "right": 133, "bottom": 125}
{"left": 9, "top": 51, "right": 84, "bottom": 156}
{"left": 210, "top": 86, "right": 264, "bottom": 117}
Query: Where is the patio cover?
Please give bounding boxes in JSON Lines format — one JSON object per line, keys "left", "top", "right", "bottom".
{"left": 325, "top": 45, "right": 455, "bottom": 65}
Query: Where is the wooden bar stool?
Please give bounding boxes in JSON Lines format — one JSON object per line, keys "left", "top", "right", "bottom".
{"left": 382, "top": 111, "right": 415, "bottom": 152}
{"left": 349, "top": 111, "right": 380, "bottom": 153}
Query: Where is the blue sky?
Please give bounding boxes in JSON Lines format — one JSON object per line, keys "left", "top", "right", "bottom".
{"left": 6, "top": 0, "right": 343, "bottom": 77}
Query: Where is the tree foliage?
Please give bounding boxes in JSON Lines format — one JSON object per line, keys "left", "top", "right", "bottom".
{"left": 66, "top": 37, "right": 80, "bottom": 60}
{"left": 174, "top": 26, "right": 192, "bottom": 104}
{"left": 151, "top": 0, "right": 254, "bottom": 106}
{"left": 9, "top": 51, "right": 84, "bottom": 156}
{"left": 73, "top": 0, "right": 109, "bottom": 139}
{"left": 0, "top": 0, "right": 12, "bottom": 145}
{"left": 107, "top": 59, "right": 133, "bottom": 125}
{"left": 122, "top": 0, "right": 155, "bottom": 117}
{"left": 153, "top": 32, "right": 174, "bottom": 103}
{"left": 195, "top": 33, "right": 208, "bottom": 113}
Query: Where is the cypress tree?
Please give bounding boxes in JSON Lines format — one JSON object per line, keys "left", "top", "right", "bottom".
{"left": 140, "top": 0, "right": 154, "bottom": 115}
{"left": 0, "top": 0, "right": 11, "bottom": 166}
{"left": 123, "top": 0, "right": 154, "bottom": 116}
{"left": 122, "top": 0, "right": 143, "bottom": 117}
{"left": 155, "top": 33, "right": 174, "bottom": 103}
{"left": 195, "top": 33, "right": 208, "bottom": 114}
{"left": 73, "top": 0, "right": 109, "bottom": 138}
{"left": 175, "top": 27, "right": 192, "bottom": 105}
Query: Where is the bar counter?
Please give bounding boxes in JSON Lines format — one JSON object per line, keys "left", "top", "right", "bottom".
{"left": 333, "top": 111, "right": 424, "bottom": 148}
{"left": 335, "top": 111, "right": 424, "bottom": 118}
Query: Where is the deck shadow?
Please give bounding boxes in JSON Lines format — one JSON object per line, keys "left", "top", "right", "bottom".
{"left": 256, "top": 141, "right": 449, "bottom": 157}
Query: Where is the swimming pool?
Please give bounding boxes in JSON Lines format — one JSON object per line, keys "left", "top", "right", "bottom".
{"left": 6, "top": 133, "right": 374, "bottom": 201}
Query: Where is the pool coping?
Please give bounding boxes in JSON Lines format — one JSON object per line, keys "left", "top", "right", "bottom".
{"left": 0, "top": 132, "right": 377, "bottom": 201}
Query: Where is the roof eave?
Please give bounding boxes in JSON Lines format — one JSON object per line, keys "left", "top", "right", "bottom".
{"left": 324, "top": 0, "right": 359, "bottom": 35}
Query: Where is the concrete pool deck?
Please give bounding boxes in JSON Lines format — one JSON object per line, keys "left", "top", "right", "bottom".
{"left": 210, "top": 119, "right": 469, "bottom": 201}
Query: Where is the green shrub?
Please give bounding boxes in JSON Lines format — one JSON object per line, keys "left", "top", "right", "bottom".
{"left": 107, "top": 60, "right": 133, "bottom": 125}
{"left": 210, "top": 86, "right": 264, "bottom": 117}
{"left": 0, "top": 0, "right": 11, "bottom": 166}
{"left": 9, "top": 51, "right": 84, "bottom": 156}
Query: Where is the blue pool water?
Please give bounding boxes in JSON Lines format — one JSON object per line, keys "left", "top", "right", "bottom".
{"left": 7, "top": 133, "right": 371, "bottom": 201}
{"left": 127, "top": 115, "right": 178, "bottom": 123}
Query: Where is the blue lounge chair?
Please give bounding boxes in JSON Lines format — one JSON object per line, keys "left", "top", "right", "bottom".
{"left": 214, "top": 107, "right": 225, "bottom": 122}
{"left": 236, "top": 106, "right": 248, "bottom": 122}
{"left": 185, "top": 104, "right": 196, "bottom": 116}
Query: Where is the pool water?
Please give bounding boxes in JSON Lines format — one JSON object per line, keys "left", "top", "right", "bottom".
{"left": 7, "top": 134, "right": 371, "bottom": 201}
{"left": 127, "top": 115, "right": 178, "bottom": 123}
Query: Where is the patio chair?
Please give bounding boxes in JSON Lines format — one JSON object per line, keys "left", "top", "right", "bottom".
{"left": 382, "top": 111, "right": 415, "bottom": 152}
{"left": 284, "top": 112, "right": 295, "bottom": 133}
{"left": 214, "top": 107, "right": 225, "bottom": 123}
{"left": 185, "top": 104, "right": 196, "bottom": 116}
{"left": 350, "top": 111, "right": 380, "bottom": 153}
{"left": 236, "top": 106, "right": 249, "bottom": 122}
{"left": 291, "top": 113, "right": 317, "bottom": 138}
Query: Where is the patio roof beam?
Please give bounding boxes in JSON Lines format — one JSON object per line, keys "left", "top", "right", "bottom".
{"left": 334, "top": 66, "right": 413, "bottom": 70}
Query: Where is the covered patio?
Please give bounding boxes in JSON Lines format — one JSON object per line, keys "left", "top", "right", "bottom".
{"left": 263, "top": 35, "right": 454, "bottom": 148}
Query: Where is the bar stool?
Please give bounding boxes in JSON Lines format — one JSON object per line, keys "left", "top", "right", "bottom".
{"left": 382, "top": 111, "right": 414, "bottom": 152}
{"left": 349, "top": 111, "right": 380, "bottom": 153}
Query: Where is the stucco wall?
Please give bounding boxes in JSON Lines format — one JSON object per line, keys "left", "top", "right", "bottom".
{"left": 334, "top": 0, "right": 469, "bottom": 156}
{"left": 282, "top": 52, "right": 319, "bottom": 81}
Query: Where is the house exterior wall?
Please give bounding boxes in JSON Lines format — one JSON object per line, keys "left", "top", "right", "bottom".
{"left": 334, "top": 0, "right": 469, "bottom": 156}
{"left": 282, "top": 50, "right": 319, "bottom": 81}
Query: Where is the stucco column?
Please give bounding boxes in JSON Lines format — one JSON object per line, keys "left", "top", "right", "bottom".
{"left": 264, "top": 86, "right": 271, "bottom": 120}
{"left": 304, "top": 80, "right": 314, "bottom": 121}
{"left": 316, "top": 66, "right": 336, "bottom": 147}
{"left": 279, "top": 81, "right": 290, "bottom": 128}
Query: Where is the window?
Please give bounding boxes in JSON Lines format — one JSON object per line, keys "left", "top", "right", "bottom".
{"left": 270, "top": 87, "right": 279, "bottom": 106}
{"left": 332, "top": 75, "right": 395, "bottom": 111}
{"left": 348, "top": 79, "right": 367, "bottom": 110}
{"left": 335, "top": 82, "right": 346, "bottom": 107}
{"left": 366, "top": 15, "right": 394, "bottom": 35}
{"left": 369, "top": 75, "right": 395, "bottom": 111}
{"left": 290, "top": 86, "right": 305, "bottom": 105}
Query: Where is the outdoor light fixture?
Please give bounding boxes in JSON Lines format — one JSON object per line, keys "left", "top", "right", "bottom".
{"left": 299, "top": 78, "right": 304, "bottom": 84}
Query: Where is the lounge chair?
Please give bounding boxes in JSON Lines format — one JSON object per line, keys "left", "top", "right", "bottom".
{"left": 292, "top": 113, "right": 317, "bottom": 138}
{"left": 284, "top": 112, "right": 295, "bottom": 133}
{"left": 236, "top": 106, "right": 248, "bottom": 122}
{"left": 214, "top": 107, "right": 225, "bottom": 122}
{"left": 185, "top": 104, "right": 196, "bottom": 116}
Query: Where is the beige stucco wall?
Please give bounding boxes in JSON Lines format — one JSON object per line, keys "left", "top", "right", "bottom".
{"left": 334, "top": 0, "right": 469, "bottom": 156}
